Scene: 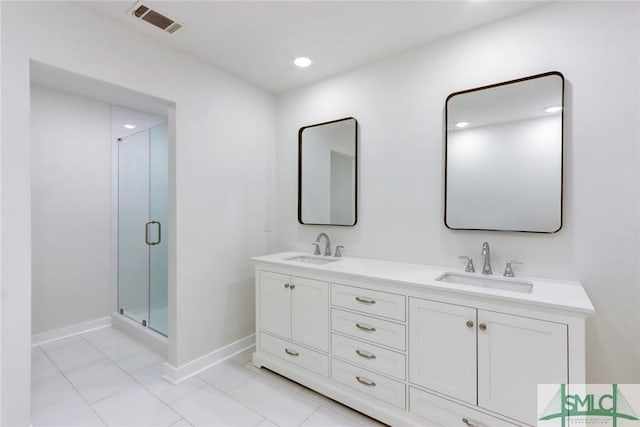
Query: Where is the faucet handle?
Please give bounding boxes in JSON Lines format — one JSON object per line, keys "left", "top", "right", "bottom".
{"left": 311, "top": 242, "right": 321, "bottom": 256}
{"left": 503, "top": 260, "right": 522, "bottom": 277}
{"left": 334, "top": 245, "right": 344, "bottom": 257}
{"left": 459, "top": 256, "right": 475, "bottom": 273}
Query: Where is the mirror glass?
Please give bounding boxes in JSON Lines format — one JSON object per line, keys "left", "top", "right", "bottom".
{"left": 445, "top": 72, "right": 564, "bottom": 233}
{"left": 299, "top": 117, "right": 357, "bottom": 226}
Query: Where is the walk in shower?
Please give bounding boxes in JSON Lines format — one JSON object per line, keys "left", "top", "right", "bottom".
{"left": 117, "top": 122, "right": 168, "bottom": 336}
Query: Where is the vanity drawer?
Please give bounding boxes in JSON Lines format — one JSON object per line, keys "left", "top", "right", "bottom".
{"left": 332, "top": 284, "right": 405, "bottom": 321}
{"left": 331, "top": 308, "right": 406, "bottom": 351}
{"left": 332, "top": 359, "right": 406, "bottom": 409}
{"left": 260, "top": 333, "right": 329, "bottom": 377}
{"left": 410, "top": 387, "right": 518, "bottom": 427}
{"left": 331, "top": 333, "right": 406, "bottom": 380}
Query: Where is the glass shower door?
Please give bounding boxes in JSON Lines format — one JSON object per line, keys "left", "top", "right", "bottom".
{"left": 148, "top": 123, "right": 168, "bottom": 336}
{"left": 118, "top": 123, "right": 168, "bottom": 336}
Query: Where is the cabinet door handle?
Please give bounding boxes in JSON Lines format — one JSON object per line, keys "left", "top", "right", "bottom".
{"left": 479, "top": 323, "right": 487, "bottom": 331}
{"left": 284, "top": 283, "right": 290, "bottom": 288}
{"left": 356, "top": 376, "right": 376, "bottom": 387}
{"left": 355, "top": 296, "right": 376, "bottom": 305}
{"left": 466, "top": 320, "right": 474, "bottom": 328}
{"left": 284, "top": 348, "right": 299, "bottom": 357}
{"left": 355, "top": 349, "right": 377, "bottom": 360}
{"left": 290, "top": 284, "right": 296, "bottom": 290}
{"left": 462, "top": 417, "right": 480, "bottom": 427}
{"left": 355, "top": 323, "right": 376, "bottom": 332}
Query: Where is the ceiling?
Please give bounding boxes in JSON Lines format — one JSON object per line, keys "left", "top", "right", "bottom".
{"left": 77, "top": 1, "right": 546, "bottom": 93}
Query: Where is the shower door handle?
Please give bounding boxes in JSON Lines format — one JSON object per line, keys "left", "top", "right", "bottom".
{"left": 145, "top": 221, "right": 161, "bottom": 246}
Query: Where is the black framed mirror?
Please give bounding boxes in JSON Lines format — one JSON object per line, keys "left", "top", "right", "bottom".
{"left": 298, "top": 117, "right": 358, "bottom": 226}
{"left": 445, "top": 71, "right": 564, "bottom": 233}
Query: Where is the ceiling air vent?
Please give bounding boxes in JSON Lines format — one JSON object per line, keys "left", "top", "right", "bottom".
{"left": 130, "top": 2, "right": 182, "bottom": 34}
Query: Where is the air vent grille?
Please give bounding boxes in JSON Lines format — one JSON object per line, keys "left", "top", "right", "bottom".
{"left": 166, "top": 22, "right": 182, "bottom": 34}
{"left": 131, "top": 2, "right": 182, "bottom": 34}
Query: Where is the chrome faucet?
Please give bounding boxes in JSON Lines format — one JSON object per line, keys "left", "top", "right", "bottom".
{"left": 481, "top": 242, "right": 492, "bottom": 275}
{"left": 315, "top": 233, "right": 331, "bottom": 256}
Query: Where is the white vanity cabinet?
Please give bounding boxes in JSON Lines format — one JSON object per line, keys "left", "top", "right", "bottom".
{"left": 476, "top": 310, "right": 567, "bottom": 425}
{"left": 409, "top": 298, "right": 478, "bottom": 405}
{"left": 409, "top": 298, "right": 568, "bottom": 425}
{"left": 252, "top": 253, "right": 593, "bottom": 427}
{"left": 258, "top": 271, "right": 329, "bottom": 376}
{"left": 330, "top": 284, "right": 408, "bottom": 410}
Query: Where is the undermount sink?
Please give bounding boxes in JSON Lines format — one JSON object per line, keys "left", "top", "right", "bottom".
{"left": 285, "top": 255, "right": 340, "bottom": 265}
{"left": 436, "top": 272, "right": 533, "bottom": 293}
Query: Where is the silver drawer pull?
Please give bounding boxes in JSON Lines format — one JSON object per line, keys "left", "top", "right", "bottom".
{"left": 462, "top": 418, "right": 480, "bottom": 427}
{"left": 284, "top": 348, "right": 299, "bottom": 357}
{"left": 356, "top": 376, "right": 376, "bottom": 387}
{"left": 355, "top": 349, "right": 377, "bottom": 359}
{"left": 355, "top": 296, "right": 376, "bottom": 305}
{"left": 355, "top": 323, "right": 376, "bottom": 332}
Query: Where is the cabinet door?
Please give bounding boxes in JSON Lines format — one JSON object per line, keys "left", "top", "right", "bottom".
{"left": 291, "top": 276, "right": 329, "bottom": 351}
{"left": 409, "top": 298, "right": 477, "bottom": 405}
{"left": 259, "top": 271, "right": 291, "bottom": 338}
{"left": 477, "top": 310, "right": 567, "bottom": 426}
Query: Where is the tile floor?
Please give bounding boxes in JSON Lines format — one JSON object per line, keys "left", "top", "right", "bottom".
{"left": 31, "top": 326, "right": 387, "bottom": 427}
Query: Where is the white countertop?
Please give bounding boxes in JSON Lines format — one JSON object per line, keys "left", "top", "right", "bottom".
{"left": 252, "top": 251, "right": 595, "bottom": 315}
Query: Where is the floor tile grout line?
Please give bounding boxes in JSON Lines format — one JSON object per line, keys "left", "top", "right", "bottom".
{"left": 33, "top": 344, "right": 109, "bottom": 426}
{"left": 221, "top": 367, "right": 341, "bottom": 426}
{"left": 299, "top": 391, "right": 372, "bottom": 426}
{"left": 196, "top": 360, "right": 258, "bottom": 393}
{"left": 173, "top": 417, "right": 195, "bottom": 427}
{"left": 215, "top": 378, "right": 275, "bottom": 424}
{"left": 297, "top": 406, "right": 322, "bottom": 427}
{"left": 39, "top": 328, "right": 172, "bottom": 422}
{"left": 30, "top": 346, "right": 70, "bottom": 414}
{"left": 40, "top": 337, "right": 109, "bottom": 375}
{"left": 81, "top": 327, "right": 212, "bottom": 422}
{"left": 78, "top": 329, "right": 186, "bottom": 422}
{"left": 36, "top": 328, "right": 378, "bottom": 427}
{"left": 80, "top": 329, "right": 167, "bottom": 378}
{"left": 80, "top": 331, "right": 154, "bottom": 367}
{"left": 57, "top": 370, "right": 109, "bottom": 426}
{"left": 128, "top": 366, "right": 204, "bottom": 414}
{"left": 197, "top": 374, "right": 282, "bottom": 427}
{"left": 38, "top": 329, "right": 260, "bottom": 426}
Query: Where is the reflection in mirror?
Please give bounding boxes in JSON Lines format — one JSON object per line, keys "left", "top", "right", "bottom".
{"left": 445, "top": 72, "right": 564, "bottom": 233}
{"left": 299, "top": 117, "right": 357, "bottom": 226}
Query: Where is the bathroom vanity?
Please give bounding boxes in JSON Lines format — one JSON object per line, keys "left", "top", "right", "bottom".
{"left": 251, "top": 252, "right": 593, "bottom": 427}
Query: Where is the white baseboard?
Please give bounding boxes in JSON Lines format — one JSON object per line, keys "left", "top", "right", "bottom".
{"left": 162, "top": 334, "right": 255, "bottom": 384}
{"left": 32, "top": 316, "right": 112, "bottom": 346}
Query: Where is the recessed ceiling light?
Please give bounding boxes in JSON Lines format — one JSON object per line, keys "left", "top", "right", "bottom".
{"left": 124, "top": 124, "right": 137, "bottom": 129}
{"left": 455, "top": 121, "right": 469, "bottom": 128}
{"left": 544, "top": 106, "right": 562, "bottom": 113}
{"left": 294, "top": 57, "right": 312, "bottom": 68}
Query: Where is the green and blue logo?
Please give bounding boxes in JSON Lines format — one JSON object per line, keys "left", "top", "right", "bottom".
{"left": 539, "top": 384, "right": 639, "bottom": 426}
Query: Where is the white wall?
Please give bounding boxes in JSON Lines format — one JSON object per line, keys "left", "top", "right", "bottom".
{"left": 276, "top": 1, "right": 640, "bottom": 383}
{"left": 30, "top": 85, "right": 112, "bottom": 335}
{"left": 1, "top": 2, "right": 276, "bottom": 424}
